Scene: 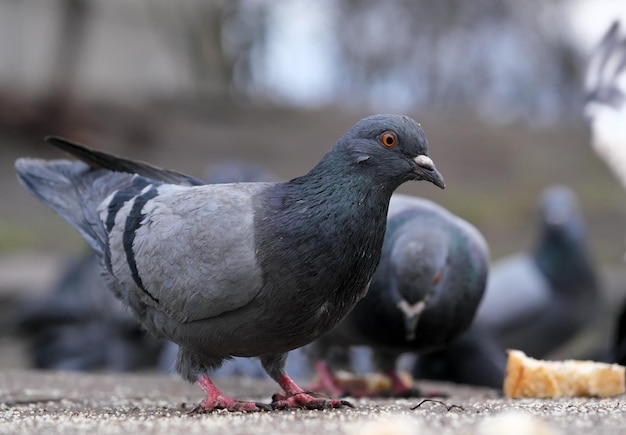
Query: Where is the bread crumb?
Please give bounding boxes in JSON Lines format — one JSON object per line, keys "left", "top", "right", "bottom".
{"left": 503, "top": 349, "right": 626, "bottom": 399}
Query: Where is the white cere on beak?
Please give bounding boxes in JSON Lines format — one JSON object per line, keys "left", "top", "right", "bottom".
{"left": 414, "top": 155, "right": 435, "bottom": 170}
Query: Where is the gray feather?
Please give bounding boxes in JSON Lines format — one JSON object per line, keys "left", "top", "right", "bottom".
{"left": 109, "top": 182, "right": 269, "bottom": 322}
{"left": 45, "top": 136, "right": 205, "bottom": 186}
{"left": 15, "top": 158, "right": 132, "bottom": 256}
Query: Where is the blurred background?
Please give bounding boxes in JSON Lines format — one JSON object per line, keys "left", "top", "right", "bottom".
{"left": 1, "top": 0, "right": 626, "bottom": 373}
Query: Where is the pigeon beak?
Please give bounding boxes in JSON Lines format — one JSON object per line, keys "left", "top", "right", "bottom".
{"left": 413, "top": 155, "right": 445, "bottom": 189}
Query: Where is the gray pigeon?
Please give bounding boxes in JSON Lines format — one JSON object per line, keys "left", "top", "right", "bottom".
{"left": 15, "top": 114, "right": 445, "bottom": 412}
{"left": 306, "top": 194, "right": 489, "bottom": 397}
{"left": 414, "top": 185, "right": 600, "bottom": 387}
{"left": 584, "top": 21, "right": 626, "bottom": 366}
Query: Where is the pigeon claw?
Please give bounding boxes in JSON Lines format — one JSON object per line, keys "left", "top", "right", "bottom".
{"left": 269, "top": 392, "right": 354, "bottom": 410}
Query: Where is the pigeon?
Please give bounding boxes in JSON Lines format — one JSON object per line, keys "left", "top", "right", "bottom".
{"left": 584, "top": 21, "right": 626, "bottom": 189}
{"left": 305, "top": 193, "right": 489, "bottom": 397}
{"left": 17, "top": 252, "right": 163, "bottom": 371}
{"left": 16, "top": 162, "right": 277, "bottom": 373}
{"left": 584, "top": 21, "right": 626, "bottom": 366}
{"left": 15, "top": 114, "right": 445, "bottom": 412}
{"left": 473, "top": 187, "right": 600, "bottom": 355}
{"left": 414, "top": 185, "right": 600, "bottom": 387}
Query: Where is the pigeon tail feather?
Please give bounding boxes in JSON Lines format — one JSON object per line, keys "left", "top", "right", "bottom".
{"left": 15, "top": 158, "right": 130, "bottom": 256}
{"left": 45, "top": 136, "right": 205, "bottom": 186}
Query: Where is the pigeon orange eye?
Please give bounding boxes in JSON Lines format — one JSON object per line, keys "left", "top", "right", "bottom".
{"left": 381, "top": 132, "right": 397, "bottom": 147}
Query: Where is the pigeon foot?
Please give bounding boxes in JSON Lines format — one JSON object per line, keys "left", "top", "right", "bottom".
{"left": 193, "top": 375, "right": 271, "bottom": 413}
{"left": 272, "top": 373, "right": 353, "bottom": 410}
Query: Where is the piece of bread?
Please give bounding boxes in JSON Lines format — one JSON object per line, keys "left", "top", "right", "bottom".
{"left": 503, "top": 349, "right": 626, "bottom": 399}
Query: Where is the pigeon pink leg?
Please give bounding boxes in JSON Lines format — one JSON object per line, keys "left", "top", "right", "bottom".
{"left": 271, "top": 374, "right": 353, "bottom": 410}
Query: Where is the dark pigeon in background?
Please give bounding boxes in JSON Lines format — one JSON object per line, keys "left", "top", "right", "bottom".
{"left": 15, "top": 114, "right": 445, "bottom": 412}
{"left": 414, "top": 185, "right": 600, "bottom": 387}
{"left": 305, "top": 194, "right": 489, "bottom": 397}
{"left": 474, "top": 186, "right": 600, "bottom": 356}
{"left": 584, "top": 21, "right": 626, "bottom": 366}
{"left": 17, "top": 253, "right": 162, "bottom": 371}
{"left": 16, "top": 162, "right": 277, "bottom": 373}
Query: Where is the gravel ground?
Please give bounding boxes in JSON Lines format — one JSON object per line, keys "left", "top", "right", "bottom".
{"left": 1, "top": 370, "right": 625, "bottom": 435}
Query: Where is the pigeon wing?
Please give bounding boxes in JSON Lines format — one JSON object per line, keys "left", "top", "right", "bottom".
{"left": 23, "top": 138, "right": 268, "bottom": 324}
{"left": 104, "top": 180, "right": 269, "bottom": 324}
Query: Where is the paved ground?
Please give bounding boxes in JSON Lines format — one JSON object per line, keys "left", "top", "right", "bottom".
{"left": 1, "top": 370, "right": 625, "bottom": 435}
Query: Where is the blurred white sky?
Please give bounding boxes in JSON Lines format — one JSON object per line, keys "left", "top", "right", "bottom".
{"left": 260, "top": 0, "right": 338, "bottom": 107}
{"left": 568, "top": 0, "right": 626, "bottom": 51}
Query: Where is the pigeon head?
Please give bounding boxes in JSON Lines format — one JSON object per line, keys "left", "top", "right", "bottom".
{"left": 538, "top": 185, "right": 585, "bottom": 245}
{"left": 390, "top": 228, "right": 447, "bottom": 341}
{"left": 328, "top": 114, "right": 445, "bottom": 191}
{"left": 534, "top": 185, "right": 598, "bottom": 295}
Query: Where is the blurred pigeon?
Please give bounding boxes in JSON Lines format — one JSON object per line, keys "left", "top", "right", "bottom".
{"left": 15, "top": 114, "right": 444, "bottom": 412}
{"left": 415, "top": 185, "right": 600, "bottom": 387}
{"left": 584, "top": 21, "right": 626, "bottom": 189}
{"left": 585, "top": 21, "right": 626, "bottom": 366}
{"left": 16, "top": 161, "right": 277, "bottom": 373}
{"left": 474, "top": 188, "right": 600, "bottom": 355}
{"left": 306, "top": 194, "right": 489, "bottom": 397}
{"left": 17, "top": 253, "right": 163, "bottom": 371}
